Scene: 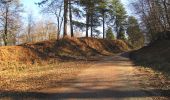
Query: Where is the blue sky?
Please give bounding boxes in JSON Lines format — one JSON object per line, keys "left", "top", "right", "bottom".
{"left": 21, "top": 0, "right": 43, "bottom": 21}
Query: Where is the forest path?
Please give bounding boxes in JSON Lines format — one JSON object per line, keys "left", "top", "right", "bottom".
{"left": 37, "top": 53, "right": 165, "bottom": 100}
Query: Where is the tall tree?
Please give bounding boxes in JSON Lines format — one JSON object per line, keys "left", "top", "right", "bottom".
{"left": 68, "top": 0, "right": 74, "bottom": 37}
{"left": 39, "top": 0, "right": 64, "bottom": 39}
{"left": 27, "top": 12, "right": 34, "bottom": 42}
{"left": 106, "top": 27, "right": 115, "bottom": 40}
{"left": 0, "top": 0, "right": 23, "bottom": 46}
{"left": 132, "top": 0, "right": 170, "bottom": 42}
{"left": 63, "top": 0, "right": 68, "bottom": 37}
{"left": 109, "top": 0, "right": 127, "bottom": 40}
{"left": 98, "top": 0, "right": 108, "bottom": 39}
{"left": 79, "top": 0, "right": 101, "bottom": 37}
{"left": 127, "top": 16, "right": 144, "bottom": 48}
{"left": 78, "top": 0, "right": 92, "bottom": 37}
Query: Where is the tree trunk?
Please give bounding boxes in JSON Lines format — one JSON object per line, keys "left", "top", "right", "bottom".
{"left": 57, "top": 17, "right": 60, "bottom": 40}
{"left": 63, "top": 0, "right": 68, "bottom": 37}
{"left": 86, "top": 11, "right": 89, "bottom": 37}
{"left": 103, "top": 11, "right": 105, "bottom": 39}
{"left": 4, "top": 6, "right": 8, "bottom": 46}
{"left": 69, "top": 0, "right": 74, "bottom": 37}
{"left": 57, "top": 4, "right": 64, "bottom": 40}
{"left": 163, "top": 0, "right": 170, "bottom": 29}
{"left": 90, "top": 15, "right": 93, "bottom": 37}
{"left": 27, "top": 25, "right": 31, "bottom": 42}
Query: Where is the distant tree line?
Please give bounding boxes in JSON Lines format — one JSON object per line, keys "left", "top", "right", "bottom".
{"left": 38, "top": 0, "right": 144, "bottom": 48}
{"left": 0, "top": 0, "right": 58, "bottom": 45}
{"left": 18, "top": 19, "right": 58, "bottom": 44}
{"left": 0, "top": 0, "right": 145, "bottom": 48}
{"left": 0, "top": 0, "right": 22, "bottom": 46}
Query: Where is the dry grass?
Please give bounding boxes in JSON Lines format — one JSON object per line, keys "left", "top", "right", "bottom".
{"left": 130, "top": 40, "right": 170, "bottom": 98}
{"left": 133, "top": 67, "right": 170, "bottom": 99}
{"left": 0, "top": 60, "right": 90, "bottom": 91}
{"left": 0, "top": 46, "right": 40, "bottom": 64}
{"left": 0, "top": 37, "right": 129, "bottom": 65}
{"left": 131, "top": 40, "right": 170, "bottom": 76}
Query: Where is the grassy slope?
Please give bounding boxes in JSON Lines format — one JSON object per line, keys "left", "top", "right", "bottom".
{"left": 0, "top": 37, "right": 129, "bottom": 65}
{"left": 131, "top": 40, "right": 170, "bottom": 75}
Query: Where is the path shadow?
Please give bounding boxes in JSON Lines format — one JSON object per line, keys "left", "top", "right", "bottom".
{"left": 119, "top": 52, "right": 130, "bottom": 58}
{"left": 0, "top": 89, "right": 169, "bottom": 100}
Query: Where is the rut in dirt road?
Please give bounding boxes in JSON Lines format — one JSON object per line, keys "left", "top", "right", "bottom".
{"left": 1, "top": 53, "right": 169, "bottom": 100}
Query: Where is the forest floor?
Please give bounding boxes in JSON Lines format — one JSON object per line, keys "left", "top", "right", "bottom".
{"left": 0, "top": 53, "right": 169, "bottom": 100}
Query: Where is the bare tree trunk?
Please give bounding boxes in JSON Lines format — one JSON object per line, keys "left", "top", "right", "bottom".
{"left": 102, "top": 11, "right": 105, "bottom": 39}
{"left": 86, "top": 11, "right": 89, "bottom": 37}
{"left": 90, "top": 15, "right": 93, "bottom": 37}
{"left": 163, "top": 0, "right": 170, "bottom": 29}
{"left": 27, "top": 14, "right": 33, "bottom": 42}
{"left": 57, "top": 4, "right": 63, "bottom": 40}
{"left": 27, "top": 26, "right": 31, "bottom": 42}
{"left": 63, "top": 0, "right": 68, "bottom": 37}
{"left": 4, "top": 6, "right": 8, "bottom": 46}
{"left": 69, "top": 0, "right": 74, "bottom": 37}
{"left": 57, "top": 16, "right": 60, "bottom": 40}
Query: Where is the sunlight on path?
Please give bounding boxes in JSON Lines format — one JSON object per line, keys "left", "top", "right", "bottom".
{"left": 37, "top": 54, "right": 162, "bottom": 100}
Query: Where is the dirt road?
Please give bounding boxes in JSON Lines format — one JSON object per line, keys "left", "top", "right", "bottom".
{"left": 35, "top": 53, "right": 167, "bottom": 100}
{"left": 1, "top": 53, "right": 169, "bottom": 100}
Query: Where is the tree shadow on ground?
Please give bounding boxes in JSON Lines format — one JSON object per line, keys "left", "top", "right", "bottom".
{"left": 129, "top": 51, "right": 170, "bottom": 76}
{"left": 0, "top": 89, "right": 169, "bottom": 100}
{"left": 20, "top": 37, "right": 128, "bottom": 63}
{"left": 129, "top": 52, "right": 170, "bottom": 99}
{"left": 20, "top": 39, "right": 112, "bottom": 62}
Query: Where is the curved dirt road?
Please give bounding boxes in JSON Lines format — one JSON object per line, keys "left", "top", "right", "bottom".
{"left": 35, "top": 53, "right": 167, "bottom": 100}
{"left": 3, "top": 53, "right": 168, "bottom": 100}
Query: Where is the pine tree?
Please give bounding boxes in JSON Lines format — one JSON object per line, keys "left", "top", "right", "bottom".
{"left": 127, "top": 16, "right": 144, "bottom": 48}
{"left": 97, "top": 0, "right": 109, "bottom": 39}
{"left": 63, "top": 0, "right": 68, "bottom": 37}
{"left": 109, "top": 0, "right": 127, "bottom": 40}
{"left": 106, "top": 27, "right": 115, "bottom": 40}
